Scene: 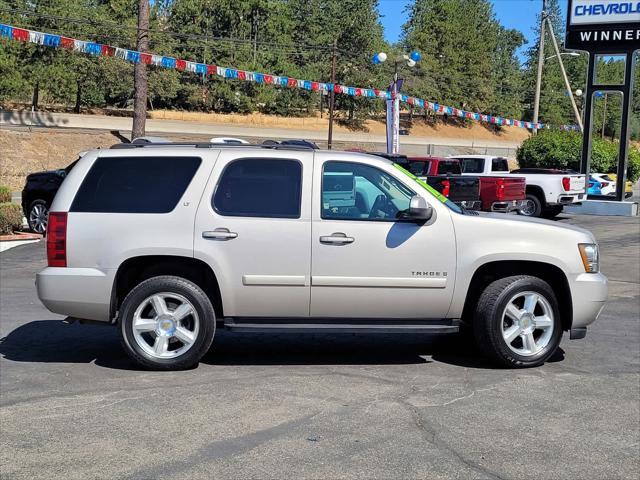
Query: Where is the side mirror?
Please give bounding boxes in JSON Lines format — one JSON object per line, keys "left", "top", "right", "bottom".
{"left": 404, "top": 195, "right": 433, "bottom": 222}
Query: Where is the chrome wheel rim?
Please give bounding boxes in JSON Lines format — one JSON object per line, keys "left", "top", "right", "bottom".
{"left": 519, "top": 199, "right": 536, "bottom": 216}
{"left": 29, "top": 204, "right": 48, "bottom": 233}
{"left": 132, "top": 292, "right": 199, "bottom": 359}
{"left": 501, "top": 291, "right": 554, "bottom": 357}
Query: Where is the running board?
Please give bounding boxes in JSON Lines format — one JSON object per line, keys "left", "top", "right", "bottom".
{"left": 223, "top": 318, "right": 460, "bottom": 334}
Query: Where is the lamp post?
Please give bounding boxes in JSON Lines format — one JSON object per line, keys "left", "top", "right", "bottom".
{"left": 373, "top": 51, "right": 421, "bottom": 154}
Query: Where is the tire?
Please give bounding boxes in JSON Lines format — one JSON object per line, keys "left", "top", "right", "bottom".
{"left": 27, "top": 199, "right": 49, "bottom": 234}
{"left": 542, "top": 205, "right": 563, "bottom": 219}
{"left": 519, "top": 194, "right": 543, "bottom": 217}
{"left": 118, "top": 275, "right": 216, "bottom": 370}
{"left": 473, "top": 275, "right": 562, "bottom": 368}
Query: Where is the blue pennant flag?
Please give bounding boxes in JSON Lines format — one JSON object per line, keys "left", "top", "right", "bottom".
{"left": 85, "top": 42, "right": 101, "bottom": 56}
{"left": 43, "top": 33, "right": 60, "bottom": 47}
{"left": 161, "top": 57, "right": 176, "bottom": 69}
{"left": 195, "top": 63, "right": 207, "bottom": 75}
{"left": 0, "top": 24, "right": 12, "bottom": 38}
{"left": 126, "top": 50, "right": 140, "bottom": 63}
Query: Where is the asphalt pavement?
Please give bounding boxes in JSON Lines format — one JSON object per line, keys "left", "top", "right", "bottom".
{"left": 0, "top": 214, "right": 638, "bottom": 480}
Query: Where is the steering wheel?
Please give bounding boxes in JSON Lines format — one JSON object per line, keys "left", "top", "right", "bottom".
{"left": 369, "top": 194, "right": 393, "bottom": 219}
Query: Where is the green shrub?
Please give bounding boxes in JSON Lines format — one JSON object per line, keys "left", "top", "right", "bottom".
{"left": 517, "top": 130, "right": 640, "bottom": 183}
{"left": 0, "top": 186, "right": 11, "bottom": 203}
{"left": 0, "top": 202, "right": 23, "bottom": 234}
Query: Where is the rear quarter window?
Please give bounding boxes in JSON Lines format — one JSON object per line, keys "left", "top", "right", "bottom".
{"left": 491, "top": 158, "right": 509, "bottom": 172}
{"left": 71, "top": 156, "right": 202, "bottom": 213}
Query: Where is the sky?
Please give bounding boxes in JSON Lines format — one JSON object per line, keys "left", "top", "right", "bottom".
{"left": 377, "top": 0, "right": 548, "bottom": 61}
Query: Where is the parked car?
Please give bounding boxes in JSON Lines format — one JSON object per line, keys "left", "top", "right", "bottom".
{"left": 587, "top": 175, "right": 603, "bottom": 196}
{"left": 210, "top": 137, "right": 250, "bottom": 145}
{"left": 371, "top": 154, "right": 482, "bottom": 210}
{"left": 36, "top": 143, "right": 607, "bottom": 370}
{"left": 450, "top": 155, "right": 586, "bottom": 218}
{"left": 21, "top": 155, "right": 83, "bottom": 234}
{"left": 606, "top": 173, "right": 634, "bottom": 198}
{"left": 589, "top": 173, "right": 616, "bottom": 196}
{"left": 415, "top": 156, "right": 525, "bottom": 212}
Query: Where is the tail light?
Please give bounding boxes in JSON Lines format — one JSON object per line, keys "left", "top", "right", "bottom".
{"left": 441, "top": 179, "right": 450, "bottom": 197}
{"left": 495, "top": 178, "right": 506, "bottom": 200}
{"left": 562, "top": 177, "right": 571, "bottom": 191}
{"left": 47, "top": 212, "right": 67, "bottom": 267}
{"left": 588, "top": 182, "right": 594, "bottom": 188}
{"left": 601, "top": 182, "right": 609, "bottom": 187}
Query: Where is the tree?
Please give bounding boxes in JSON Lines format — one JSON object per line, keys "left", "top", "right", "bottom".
{"left": 132, "top": 0, "right": 150, "bottom": 139}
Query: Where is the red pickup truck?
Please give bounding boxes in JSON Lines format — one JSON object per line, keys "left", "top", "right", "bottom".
{"left": 407, "top": 156, "right": 526, "bottom": 213}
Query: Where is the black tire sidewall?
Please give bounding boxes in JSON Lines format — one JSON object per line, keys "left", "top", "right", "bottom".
{"left": 476, "top": 276, "right": 562, "bottom": 367}
{"left": 119, "top": 276, "right": 216, "bottom": 370}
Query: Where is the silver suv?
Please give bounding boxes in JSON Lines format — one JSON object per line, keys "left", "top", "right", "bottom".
{"left": 37, "top": 143, "right": 608, "bottom": 370}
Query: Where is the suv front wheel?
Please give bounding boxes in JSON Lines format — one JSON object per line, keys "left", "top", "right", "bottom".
{"left": 473, "top": 275, "right": 562, "bottom": 368}
{"left": 119, "top": 276, "right": 216, "bottom": 370}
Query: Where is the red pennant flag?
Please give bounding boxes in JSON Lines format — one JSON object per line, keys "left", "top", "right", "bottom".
{"left": 264, "top": 74, "right": 273, "bottom": 84}
{"left": 12, "top": 28, "right": 29, "bottom": 42}
{"left": 334, "top": 85, "right": 341, "bottom": 94}
{"left": 207, "top": 65, "right": 216, "bottom": 75}
{"left": 287, "top": 78, "right": 297, "bottom": 87}
{"left": 60, "top": 36, "right": 74, "bottom": 49}
{"left": 238, "top": 70, "right": 246, "bottom": 80}
{"left": 101, "top": 45, "right": 115, "bottom": 56}
{"left": 311, "top": 82, "right": 319, "bottom": 91}
{"left": 140, "top": 53, "right": 152, "bottom": 64}
{"left": 176, "top": 59, "right": 186, "bottom": 70}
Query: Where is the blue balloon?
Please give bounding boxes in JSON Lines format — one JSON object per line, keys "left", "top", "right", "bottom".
{"left": 410, "top": 51, "right": 421, "bottom": 62}
{"left": 372, "top": 54, "right": 380, "bottom": 65}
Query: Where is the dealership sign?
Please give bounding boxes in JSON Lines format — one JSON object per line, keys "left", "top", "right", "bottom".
{"left": 566, "top": 0, "right": 640, "bottom": 51}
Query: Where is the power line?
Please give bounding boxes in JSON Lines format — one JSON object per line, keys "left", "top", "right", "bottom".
{"left": 0, "top": 7, "right": 351, "bottom": 55}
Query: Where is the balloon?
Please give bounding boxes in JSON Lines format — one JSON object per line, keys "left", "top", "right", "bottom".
{"left": 575, "top": 89, "right": 583, "bottom": 97}
{"left": 410, "top": 51, "right": 421, "bottom": 62}
{"left": 407, "top": 59, "right": 416, "bottom": 67}
{"left": 372, "top": 54, "right": 380, "bottom": 65}
{"left": 377, "top": 52, "right": 387, "bottom": 63}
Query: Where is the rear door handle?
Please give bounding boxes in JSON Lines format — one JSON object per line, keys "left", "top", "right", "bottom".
{"left": 320, "top": 232, "right": 354, "bottom": 244}
{"left": 202, "top": 228, "right": 238, "bottom": 240}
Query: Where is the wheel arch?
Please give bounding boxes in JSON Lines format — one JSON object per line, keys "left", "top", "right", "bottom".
{"left": 461, "top": 260, "right": 572, "bottom": 331}
{"left": 525, "top": 185, "right": 547, "bottom": 207}
{"left": 110, "top": 255, "right": 223, "bottom": 323}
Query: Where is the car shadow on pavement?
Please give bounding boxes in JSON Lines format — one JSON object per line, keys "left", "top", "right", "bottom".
{"left": 0, "top": 320, "right": 564, "bottom": 370}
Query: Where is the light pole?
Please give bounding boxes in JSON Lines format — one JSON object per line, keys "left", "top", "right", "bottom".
{"left": 373, "top": 51, "right": 421, "bottom": 154}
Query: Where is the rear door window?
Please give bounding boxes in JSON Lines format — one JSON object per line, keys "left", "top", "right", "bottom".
{"left": 491, "top": 158, "right": 509, "bottom": 172}
{"left": 71, "top": 156, "right": 201, "bottom": 213}
{"left": 437, "top": 161, "right": 462, "bottom": 175}
{"left": 212, "top": 158, "right": 302, "bottom": 218}
{"left": 459, "top": 158, "right": 484, "bottom": 173}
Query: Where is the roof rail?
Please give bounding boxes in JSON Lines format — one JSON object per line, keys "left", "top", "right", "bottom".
{"left": 109, "top": 142, "right": 315, "bottom": 151}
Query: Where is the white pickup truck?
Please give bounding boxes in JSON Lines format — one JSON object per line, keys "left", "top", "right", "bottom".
{"left": 449, "top": 155, "right": 586, "bottom": 218}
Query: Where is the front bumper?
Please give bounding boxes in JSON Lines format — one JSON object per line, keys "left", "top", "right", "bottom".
{"left": 491, "top": 199, "right": 523, "bottom": 213}
{"left": 36, "top": 267, "right": 115, "bottom": 322}
{"left": 570, "top": 272, "right": 608, "bottom": 331}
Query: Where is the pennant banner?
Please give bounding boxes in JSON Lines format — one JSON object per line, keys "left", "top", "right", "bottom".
{"left": 0, "top": 23, "right": 580, "bottom": 132}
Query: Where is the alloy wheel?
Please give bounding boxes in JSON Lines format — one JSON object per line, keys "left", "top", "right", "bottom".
{"left": 501, "top": 291, "right": 555, "bottom": 356}
{"left": 131, "top": 292, "right": 200, "bottom": 359}
{"left": 29, "top": 203, "right": 48, "bottom": 234}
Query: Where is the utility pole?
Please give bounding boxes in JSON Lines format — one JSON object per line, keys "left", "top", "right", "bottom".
{"left": 546, "top": 22, "right": 584, "bottom": 131}
{"left": 327, "top": 39, "right": 337, "bottom": 150}
{"left": 132, "top": 0, "right": 150, "bottom": 140}
{"left": 532, "top": 0, "right": 547, "bottom": 134}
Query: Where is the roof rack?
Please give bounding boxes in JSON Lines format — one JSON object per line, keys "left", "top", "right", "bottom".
{"left": 110, "top": 142, "right": 315, "bottom": 151}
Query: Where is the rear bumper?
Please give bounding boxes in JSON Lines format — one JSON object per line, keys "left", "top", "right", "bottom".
{"left": 555, "top": 193, "right": 584, "bottom": 205}
{"left": 570, "top": 272, "right": 608, "bottom": 329}
{"left": 491, "top": 199, "right": 523, "bottom": 213}
{"left": 36, "top": 267, "right": 114, "bottom": 322}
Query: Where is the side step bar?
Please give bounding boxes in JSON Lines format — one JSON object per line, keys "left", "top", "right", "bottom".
{"left": 223, "top": 318, "right": 460, "bottom": 334}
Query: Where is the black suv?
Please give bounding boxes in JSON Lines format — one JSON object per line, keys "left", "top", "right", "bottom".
{"left": 21, "top": 157, "right": 79, "bottom": 233}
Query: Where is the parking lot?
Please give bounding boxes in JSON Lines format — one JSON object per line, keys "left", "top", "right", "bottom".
{"left": 0, "top": 213, "right": 638, "bottom": 479}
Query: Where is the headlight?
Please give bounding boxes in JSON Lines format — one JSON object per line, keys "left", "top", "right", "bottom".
{"left": 578, "top": 243, "right": 599, "bottom": 273}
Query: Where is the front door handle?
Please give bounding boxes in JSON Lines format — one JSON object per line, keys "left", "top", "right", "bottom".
{"left": 202, "top": 228, "right": 238, "bottom": 240}
{"left": 320, "top": 232, "right": 354, "bottom": 244}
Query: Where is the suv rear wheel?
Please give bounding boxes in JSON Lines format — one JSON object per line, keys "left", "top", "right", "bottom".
{"left": 119, "top": 276, "right": 216, "bottom": 370}
{"left": 28, "top": 199, "right": 49, "bottom": 234}
{"left": 473, "top": 275, "right": 562, "bottom": 368}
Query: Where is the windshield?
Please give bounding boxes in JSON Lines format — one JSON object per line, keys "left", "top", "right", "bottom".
{"left": 393, "top": 163, "right": 463, "bottom": 214}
